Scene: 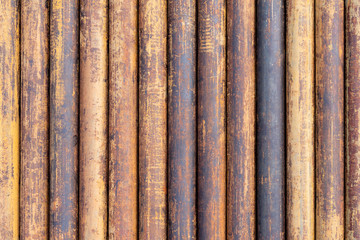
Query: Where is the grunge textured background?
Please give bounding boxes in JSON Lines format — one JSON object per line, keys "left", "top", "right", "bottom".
{"left": 1, "top": 0, "right": 359, "bottom": 239}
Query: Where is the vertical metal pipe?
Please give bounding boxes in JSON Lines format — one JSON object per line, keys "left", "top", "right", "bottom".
{"left": 79, "top": 0, "right": 108, "bottom": 239}
{"left": 139, "top": 0, "right": 167, "bottom": 238}
{"left": 286, "top": 0, "right": 315, "bottom": 239}
{"left": 168, "top": 0, "right": 196, "bottom": 238}
{"left": 20, "top": 0, "right": 49, "bottom": 238}
{"left": 226, "top": 0, "right": 256, "bottom": 239}
{"left": 315, "top": 0, "right": 344, "bottom": 239}
{"left": 256, "top": 0, "right": 286, "bottom": 239}
{"left": 50, "top": 0, "right": 79, "bottom": 238}
{"left": 0, "top": 0, "right": 20, "bottom": 239}
{"left": 346, "top": 1, "right": 360, "bottom": 239}
{"left": 197, "top": 0, "right": 226, "bottom": 238}
{"left": 108, "top": 0, "right": 138, "bottom": 239}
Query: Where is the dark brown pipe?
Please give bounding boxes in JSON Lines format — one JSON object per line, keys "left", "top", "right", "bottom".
{"left": 315, "top": 0, "right": 344, "bottom": 239}
{"left": 226, "top": 0, "right": 256, "bottom": 239}
{"left": 197, "top": 0, "right": 226, "bottom": 238}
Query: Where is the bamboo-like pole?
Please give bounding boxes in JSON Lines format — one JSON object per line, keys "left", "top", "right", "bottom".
{"left": 346, "top": 1, "right": 359, "bottom": 239}
{"left": 286, "top": 0, "right": 315, "bottom": 239}
{"left": 168, "top": 0, "right": 196, "bottom": 238}
{"left": 139, "top": 0, "right": 167, "bottom": 238}
{"left": 0, "top": 0, "right": 20, "bottom": 239}
{"left": 197, "top": 0, "right": 226, "bottom": 238}
{"left": 108, "top": 0, "right": 138, "bottom": 239}
{"left": 226, "top": 0, "right": 256, "bottom": 239}
{"left": 79, "top": 0, "right": 108, "bottom": 239}
{"left": 315, "top": 0, "right": 344, "bottom": 239}
{"left": 20, "top": 0, "right": 49, "bottom": 238}
{"left": 256, "top": 0, "right": 286, "bottom": 239}
{"left": 50, "top": 0, "right": 79, "bottom": 238}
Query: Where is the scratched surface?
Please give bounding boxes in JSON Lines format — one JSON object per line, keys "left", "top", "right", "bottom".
{"left": 226, "top": 0, "right": 256, "bottom": 239}
{"left": 168, "top": 0, "right": 196, "bottom": 239}
{"left": 256, "top": 0, "right": 286, "bottom": 239}
{"left": 79, "top": 0, "right": 108, "bottom": 239}
{"left": 50, "top": 0, "right": 79, "bottom": 239}
{"left": 108, "top": 0, "right": 138, "bottom": 239}
{"left": 197, "top": 0, "right": 226, "bottom": 239}
{"left": 0, "top": 0, "right": 20, "bottom": 239}
{"left": 286, "top": 0, "right": 315, "bottom": 239}
{"left": 20, "top": 0, "right": 49, "bottom": 238}
{"left": 316, "top": 0, "right": 344, "bottom": 239}
{"left": 139, "top": 0, "right": 167, "bottom": 239}
{"left": 346, "top": 1, "right": 360, "bottom": 239}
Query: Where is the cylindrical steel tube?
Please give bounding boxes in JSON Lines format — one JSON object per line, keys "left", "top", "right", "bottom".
{"left": 256, "top": 0, "right": 286, "bottom": 239}
{"left": 315, "top": 0, "right": 344, "bottom": 239}
{"left": 79, "top": 0, "right": 108, "bottom": 239}
{"left": 168, "top": 0, "right": 196, "bottom": 238}
{"left": 108, "top": 0, "right": 138, "bottom": 239}
{"left": 286, "top": 0, "right": 315, "bottom": 239}
{"left": 20, "top": 0, "right": 49, "bottom": 238}
{"left": 0, "top": 0, "right": 20, "bottom": 239}
{"left": 197, "top": 0, "right": 226, "bottom": 238}
{"left": 346, "top": 1, "right": 360, "bottom": 239}
{"left": 50, "top": 0, "right": 79, "bottom": 238}
{"left": 226, "top": 0, "right": 256, "bottom": 239}
{"left": 139, "top": 0, "right": 167, "bottom": 238}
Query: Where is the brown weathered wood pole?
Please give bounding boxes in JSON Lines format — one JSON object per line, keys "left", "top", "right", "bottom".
{"left": 316, "top": 0, "right": 344, "bottom": 239}
{"left": 346, "top": 0, "right": 360, "bottom": 239}
{"left": 50, "top": 0, "right": 79, "bottom": 238}
{"left": 226, "top": 0, "right": 256, "bottom": 239}
{"left": 108, "top": 0, "right": 138, "bottom": 239}
{"left": 168, "top": 0, "right": 196, "bottom": 238}
{"left": 79, "top": 0, "right": 108, "bottom": 239}
{"left": 20, "top": 0, "right": 49, "bottom": 238}
{"left": 286, "top": 0, "right": 315, "bottom": 239}
{"left": 139, "top": 0, "right": 167, "bottom": 238}
{"left": 0, "top": 0, "right": 20, "bottom": 239}
{"left": 197, "top": 0, "right": 226, "bottom": 238}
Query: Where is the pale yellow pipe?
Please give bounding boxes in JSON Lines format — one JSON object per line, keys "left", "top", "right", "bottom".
{"left": 0, "top": 0, "right": 20, "bottom": 239}
{"left": 286, "top": 0, "right": 315, "bottom": 239}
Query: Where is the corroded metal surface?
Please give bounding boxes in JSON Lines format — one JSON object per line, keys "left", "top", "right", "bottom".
{"left": 197, "top": 0, "right": 226, "bottom": 238}
{"left": 139, "top": 0, "right": 167, "bottom": 238}
{"left": 346, "top": 1, "right": 360, "bottom": 239}
{"left": 286, "top": 0, "right": 315, "bottom": 239}
{"left": 20, "top": 0, "right": 49, "bottom": 238}
{"left": 0, "top": 0, "right": 20, "bottom": 239}
{"left": 108, "top": 0, "right": 138, "bottom": 239}
{"left": 79, "top": 0, "right": 108, "bottom": 239}
{"left": 226, "top": 0, "right": 256, "bottom": 239}
{"left": 256, "top": 0, "right": 285, "bottom": 239}
{"left": 50, "top": 0, "right": 79, "bottom": 238}
{"left": 168, "top": 0, "right": 196, "bottom": 238}
{"left": 316, "top": 0, "right": 344, "bottom": 239}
